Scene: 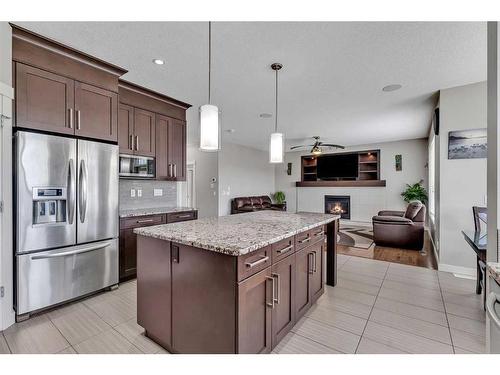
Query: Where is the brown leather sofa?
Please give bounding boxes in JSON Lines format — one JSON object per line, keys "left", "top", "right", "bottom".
{"left": 372, "top": 201, "right": 426, "bottom": 250}
{"left": 231, "top": 195, "right": 286, "bottom": 214}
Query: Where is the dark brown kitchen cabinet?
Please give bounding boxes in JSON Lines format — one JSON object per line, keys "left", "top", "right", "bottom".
{"left": 118, "top": 104, "right": 134, "bottom": 154}
{"left": 271, "top": 254, "right": 296, "bottom": 348}
{"left": 309, "top": 240, "right": 325, "bottom": 304}
{"left": 155, "top": 115, "right": 186, "bottom": 181}
{"left": 237, "top": 268, "right": 273, "bottom": 354}
{"left": 74, "top": 81, "right": 118, "bottom": 141}
{"left": 134, "top": 108, "right": 155, "bottom": 156}
{"left": 15, "top": 63, "right": 75, "bottom": 135}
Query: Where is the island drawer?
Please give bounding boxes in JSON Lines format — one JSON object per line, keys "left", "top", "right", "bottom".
{"left": 120, "top": 214, "right": 167, "bottom": 229}
{"left": 295, "top": 225, "right": 326, "bottom": 250}
{"left": 167, "top": 210, "right": 197, "bottom": 223}
{"left": 271, "top": 236, "right": 295, "bottom": 263}
{"left": 237, "top": 246, "right": 272, "bottom": 282}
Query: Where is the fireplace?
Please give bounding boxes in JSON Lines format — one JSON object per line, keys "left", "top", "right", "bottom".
{"left": 325, "top": 195, "right": 350, "bottom": 219}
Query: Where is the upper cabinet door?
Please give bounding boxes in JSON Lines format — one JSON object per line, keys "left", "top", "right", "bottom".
{"left": 155, "top": 114, "right": 170, "bottom": 179}
{"left": 74, "top": 82, "right": 118, "bottom": 142}
{"left": 134, "top": 108, "right": 155, "bottom": 157}
{"left": 168, "top": 119, "right": 186, "bottom": 181}
{"left": 118, "top": 104, "right": 134, "bottom": 154}
{"left": 15, "top": 63, "right": 75, "bottom": 135}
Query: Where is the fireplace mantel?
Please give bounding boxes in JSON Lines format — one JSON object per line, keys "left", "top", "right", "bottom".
{"left": 296, "top": 180, "right": 386, "bottom": 187}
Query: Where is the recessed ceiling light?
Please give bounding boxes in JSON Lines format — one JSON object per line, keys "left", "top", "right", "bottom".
{"left": 382, "top": 84, "right": 402, "bottom": 92}
{"left": 152, "top": 59, "right": 165, "bottom": 65}
{"left": 259, "top": 113, "right": 272, "bottom": 118}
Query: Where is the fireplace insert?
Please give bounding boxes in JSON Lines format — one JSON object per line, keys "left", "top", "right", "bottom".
{"left": 325, "top": 195, "right": 350, "bottom": 219}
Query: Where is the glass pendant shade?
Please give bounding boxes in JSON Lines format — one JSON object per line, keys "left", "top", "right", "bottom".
{"left": 269, "top": 132, "right": 284, "bottom": 163}
{"left": 199, "top": 104, "right": 219, "bottom": 151}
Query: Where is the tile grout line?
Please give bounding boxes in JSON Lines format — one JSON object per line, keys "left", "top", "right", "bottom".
{"left": 354, "top": 262, "right": 390, "bottom": 353}
{"left": 290, "top": 331, "right": 349, "bottom": 354}
{"left": 2, "top": 331, "right": 13, "bottom": 354}
{"left": 436, "top": 273, "right": 456, "bottom": 354}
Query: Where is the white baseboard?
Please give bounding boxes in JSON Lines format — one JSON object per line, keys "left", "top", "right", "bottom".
{"left": 438, "top": 263, "right": 476, "bottom": 279}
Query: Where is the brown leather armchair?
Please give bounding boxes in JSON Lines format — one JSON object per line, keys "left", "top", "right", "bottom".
{"left": 231, "top": 195, "right": 286, "bottom": 214}
{"left": 372, "top": 201, "right": 426, "bottom": 250}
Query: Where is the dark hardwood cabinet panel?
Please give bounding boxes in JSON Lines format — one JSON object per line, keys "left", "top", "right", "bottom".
{"left": 295, "top": 246, "right": 311, "bottom": 321}
{"left": 172, "top": 244, "right": 236, "bottom": 354}
{"left": 133, "top": 108, "right": 155, "bottom": 157}
{"left": 74, "top": 81, "right": 118, "bottom": 142}
{"left": 119, "top": 229, "right": 138, "bottom": 281}
{"left": 15, "top": 63, "right": 75, "bottom": 134}
{"left": 309, "top": 240, "right": 325, "bottom": 304}
{"left": 271, "top": 254, "right": 296, "bottom": 348}
{"left": 118, "top": 104, "right": 134, "bottom": 154}
{"left": 155, "top": 114, "right": 170, "bottom": 178}
{"left": 237, "top": 268, "right": 273, "bottom": 354}
{"left": 168, "top": 118, "right": 186, "bottom": 181}
{"left": 136, "top": 235, "right": 172, "bottom": 349}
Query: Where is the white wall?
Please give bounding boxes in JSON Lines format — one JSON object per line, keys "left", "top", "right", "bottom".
{"left": 275, "top": 139, "right": 428, "bottom": 222}
{"left": 185, "top": 145, "right": 218, "bottom": 218}
{"left": 0, "top": 22, "right": 14, "bottom": 330}
{"left": 438, "top": 81, "right": 487, "bottom": 275}
{"left": 218, "top": 142, "right": 276, "bottom": 216}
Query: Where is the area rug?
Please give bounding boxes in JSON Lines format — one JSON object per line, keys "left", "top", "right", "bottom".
{"left": 338, "top": 224, "right": 374, "bottom": 249}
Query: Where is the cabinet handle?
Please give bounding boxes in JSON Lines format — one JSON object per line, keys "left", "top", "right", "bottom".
{"left": 298, "top": 237, "right": 310, "bottom": 244}
{"left": 272, "top": 273, "right": 280, "bottom": 305}
{"left": 135, "top": 135, "right": 139, "bottom": 151}
{"left": 168, "top": 164, "right": 172, "bottom": 178}
{"left": 76, "top": 110, "right": 81, "bottom": 130}
{"left": 277, "top": 244, "right": 293, "bottom": 254}
{"left": 129, "top": 134, "right": 134, "bottom": 151}
{"left": 313, "top": 252, "right": 317, "bottom": 273}
{"left": 172, "top": 245, "right": 180, "bottom": 263}
{"left": 173, "top": 164, "right": 177, "bottom": 178}
{"left": 68, "top": 108, "right": 74, "bottom": 129}
{"left": 266, "top": 276, "right": 275, "bottom": 309}
{"left": 176, "top": 214, "right": 192, "bottom": 219}
{"left": 308, "top": 253, "right": 314, "bottom": 274}
{"left": 314, "top": 230, "right": 324, "bottom": 237}
{"left": 136, "top": 219, "right": 154, "bottom": 224}
{"left": 245, "top": 255, "right": 269, "bottom": 269}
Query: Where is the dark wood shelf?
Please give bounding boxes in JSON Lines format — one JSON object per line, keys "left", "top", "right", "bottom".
{"left": 296, "top": 180, "right": 386, "bottom": 187}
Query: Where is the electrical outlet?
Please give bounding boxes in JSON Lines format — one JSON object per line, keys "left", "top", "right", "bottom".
{"left": 154, "top": 188, "right": 163, "bottom": 197}
{"left": 137, "top": 189, "right": 142, "bottom": 197}
{"left": 130, "top": 189, "right": 136, "bottom": 198}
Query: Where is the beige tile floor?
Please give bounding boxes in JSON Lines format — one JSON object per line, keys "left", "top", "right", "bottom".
{"left": 0, "top": 254, "right": 486, "bottom": 354}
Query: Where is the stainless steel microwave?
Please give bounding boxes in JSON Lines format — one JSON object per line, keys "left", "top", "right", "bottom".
{"left": 119, "top": 154, "right": 155, "bottom": 178}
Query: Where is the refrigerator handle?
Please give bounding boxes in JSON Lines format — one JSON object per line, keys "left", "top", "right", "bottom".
{"left": 67, "top": 159, "right": 75, "bottom": 224}
{"left": 78, "top": 159, "right": 88, "bottom": 223}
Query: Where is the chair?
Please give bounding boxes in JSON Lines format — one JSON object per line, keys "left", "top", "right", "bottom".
{"left": 372, "top": 201, "right": 426, "bottom": 250}
{"left": 472, "top": 206, "right": 487, "bottom": 306}
{"left": 473, "top": 206, "right": 487, "bottom": 232}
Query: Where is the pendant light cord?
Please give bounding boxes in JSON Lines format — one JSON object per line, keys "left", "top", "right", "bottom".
{"left": 208, "top": 21, "right": 212, "bottom": 105}
{"left": 275, "top": 67, "right": 278, "bottom": 132}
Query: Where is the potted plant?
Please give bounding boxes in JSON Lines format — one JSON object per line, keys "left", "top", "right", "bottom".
{"left": 401, "top": 180, "right": 428, "bottom": 204}
{"left": 273, "top": 191, "right": 286, "bottom": 205}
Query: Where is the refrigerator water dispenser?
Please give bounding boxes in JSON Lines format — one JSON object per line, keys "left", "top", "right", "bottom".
{"left": 32, "top": 187, "right": 67, "bottom": 225}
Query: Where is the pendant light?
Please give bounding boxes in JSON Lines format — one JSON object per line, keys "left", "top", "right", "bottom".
{"left": 269, "top": 63, "right": 284, "bottom": 163}
{"left": 200, "top": 22, "right": 219, "bottom": 151}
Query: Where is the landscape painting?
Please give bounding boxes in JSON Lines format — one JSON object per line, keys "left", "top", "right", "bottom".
{"left": 448, "top": 128, "right": 487, "bottom": 159}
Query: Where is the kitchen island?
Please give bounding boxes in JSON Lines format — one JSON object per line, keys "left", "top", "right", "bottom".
{"left": 134, "top": 211, "right": 339, "bottom": 354}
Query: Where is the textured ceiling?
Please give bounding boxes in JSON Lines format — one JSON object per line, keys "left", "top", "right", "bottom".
{"left": 15, "top": 22, "right": 486, "bottom": 150}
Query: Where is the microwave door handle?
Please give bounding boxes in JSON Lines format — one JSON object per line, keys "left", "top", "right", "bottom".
{"left": 78, "top": 159, "right": 88, "bottom": 223}
{"left": 67, "top": 159, "right": 75, "bottom": 224}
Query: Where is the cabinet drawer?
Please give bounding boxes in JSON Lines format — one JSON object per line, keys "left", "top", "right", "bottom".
{"left": 271, "top": 236, "right": 295, "bottom": 263}
{"left": 237, "top": 246, "right": 272, "bottom": 282}
{"left": 309, "top": 225, "right": 326, "bottom": 245}
{"left": 120, "top": 214, "right": 166, "bottom": 229}
{"left": 167, "top": 210, "right": 197, "bottom": 223}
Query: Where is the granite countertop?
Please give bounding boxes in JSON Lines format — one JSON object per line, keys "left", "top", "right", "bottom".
{"left": 119, "top": 206, "right": 196, "bottom": 218}
{"left": 134, "top": 210, "right": 339, "bottom": 256}
{"left": 488, "top": 262, "right": 500, "bottom": 285}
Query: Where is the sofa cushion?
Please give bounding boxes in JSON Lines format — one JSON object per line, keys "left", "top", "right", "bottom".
{"left": 234, "top": 197, "right": 251, "bottom": 209}
{"left": 250, "top": 196, "right": 263, "bottom": 208}
{"left": 260, "top": 196, "right": 272, "bottom": 208}
{"left": 372, "top": 215, "right": 413, "bottom": 225}
{"left": 404, "top": 201, "right": 423, "bottom": 220}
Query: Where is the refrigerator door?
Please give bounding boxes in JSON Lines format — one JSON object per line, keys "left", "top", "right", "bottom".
{"left": 16, "top": 239, "right": 118, "bottom": 315}
{"left": 77, "top": 139, "right": 118, "bottom": 244}
{"left": 16, "top": 132, "right": 77, "bottom": 254}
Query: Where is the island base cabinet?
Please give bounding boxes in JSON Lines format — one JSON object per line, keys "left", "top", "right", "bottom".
{"left": 136, "top": 236, "right": 172, "bottom": 350}
{"left": 237, "top": 268, "right": 273, "bottom": 354}
{"left": 310, "top": 241, "right": 325, "bottom": 304}
{"left": 271, "top": 255, "right": 296, "bottom": 348}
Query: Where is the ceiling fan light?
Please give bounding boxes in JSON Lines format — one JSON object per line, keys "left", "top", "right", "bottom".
{"left": 312, "top": 147, "right": 322, "bottom": 155}
{"left": 269, "top": 132, "right": 284, "bottom": 163}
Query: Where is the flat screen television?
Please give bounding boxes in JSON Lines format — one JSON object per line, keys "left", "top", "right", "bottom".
{"left": 317, "top": 153, "right": 359, "bottom": 180}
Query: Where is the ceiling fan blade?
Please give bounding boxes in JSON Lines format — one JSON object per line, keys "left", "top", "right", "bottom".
{"left": 290, "top": 144, "right": 314, "bottom": 150}
{"left": 320, "top": 144, "right": 346, "bottom": 149}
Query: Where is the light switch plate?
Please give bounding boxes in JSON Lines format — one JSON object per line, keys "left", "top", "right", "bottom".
{"left": 154, "top": 188, "right": 163, "bottom": 197}
{"left": 137, "top": 189, "right": 142, "bottom": 197}
{"left": 130, "top": 189, "right": 136, "bottom": 198}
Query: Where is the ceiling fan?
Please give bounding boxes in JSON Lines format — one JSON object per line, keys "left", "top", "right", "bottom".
{"left": 290, "top": 136, "right": 345, "bottom": 155}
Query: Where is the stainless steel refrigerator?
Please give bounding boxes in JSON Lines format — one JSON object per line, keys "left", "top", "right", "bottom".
{"left": 15, "top": 131, "right": 119, "bottom": 318}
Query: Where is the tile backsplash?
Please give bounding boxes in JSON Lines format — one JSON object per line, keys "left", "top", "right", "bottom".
{"left": 119, "top": 179, "right": 177, "bottom": 210}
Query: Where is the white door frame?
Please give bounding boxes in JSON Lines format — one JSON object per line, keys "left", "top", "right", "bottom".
{"left": 186, "top": 161, "right": 196, "bottom": 209}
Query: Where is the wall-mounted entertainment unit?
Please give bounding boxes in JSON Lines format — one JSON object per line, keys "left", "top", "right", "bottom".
{"left": 296, "top": 150, "right": 386, "bottom": 187}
